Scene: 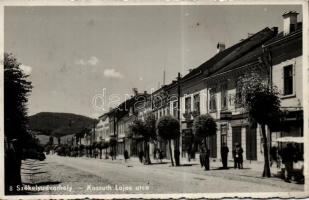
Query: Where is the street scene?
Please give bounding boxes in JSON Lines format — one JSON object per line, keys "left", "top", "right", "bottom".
{"left": 21, "top": 155, "right": 303, "bottom": 195}
{"left": 4, "top": 2, "right": 305, "bottom": 198}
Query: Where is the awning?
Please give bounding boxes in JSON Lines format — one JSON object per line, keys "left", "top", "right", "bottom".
{"left": 275, "top": 136, "right": 304, "bottom": 143}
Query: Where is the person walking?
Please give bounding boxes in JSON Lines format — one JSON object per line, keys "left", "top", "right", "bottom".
{"left": 124, "top": 149, "right": 129, "bottom": 162}
{"left": 221, "top": 143, "right": 229, "bottom": 169}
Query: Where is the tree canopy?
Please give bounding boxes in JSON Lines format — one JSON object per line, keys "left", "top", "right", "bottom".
{"left": 238, "top": 71, "right": 281, "bottom": 126}
{"left": 144, "top": 114, "right": 157, "bottom": 141}
{"left": 193, "top": 114, "right": 217, "bottom": 139}
{"left": 4, "top": 52, "right": 32, "bottom": 141}
{"left": 129, "top": 119, "right": 147, "bottom": 139}
{"left": 157, "top": 116, "right": 180, "bottom": 140}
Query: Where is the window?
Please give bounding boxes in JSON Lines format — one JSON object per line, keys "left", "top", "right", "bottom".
{"left": 235, "top": 79, "right": 242, "bottom": 108}
{"left": 173, "top": 101, "right": 178, "bottom": 118}
{"left": 185, "top": 96, "right": 192, "bottom": 113}
{"left": 193, "top": 94, "right": 200, "bottom": 113}
{"left": 221, "top": 83, "right": 228, "bottom": 110}
{"left": 221, "top": 124, "right": 228, "bottom": 146}
{"left": 209, "top": 88, "right": 217, "bottom": 112}
{"left": 283, "top": 65, "right": 293, "bottom": 95}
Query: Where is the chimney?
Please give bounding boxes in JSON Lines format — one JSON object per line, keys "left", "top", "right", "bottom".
{"left": 217, "top": 42, "right": 225, "bottom": 53}
{"left": 283, "top": 11, "right": 299, "bottom": 35}
{"left": 271, "top": 27, "right": 278, "bottom": 35}
{"left": 143, "top": 90, "right": 147, "bottom": 95}
{"left": 132, "top": 88, "right": 138, "bottom": 96}
{"left": 247, "top": 33, "right": 254, "bottom": 38}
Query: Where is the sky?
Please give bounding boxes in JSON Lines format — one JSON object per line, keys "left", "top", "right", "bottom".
{"left": 4, "top": 4, "right": 302, "bottom": 118}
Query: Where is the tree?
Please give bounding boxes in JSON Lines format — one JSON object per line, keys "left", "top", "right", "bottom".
{"left": 238, "top": 72, "right": 281, "bottom": 177}
{"left": 193, "top": 114, "right": 216, "bottom": 171}
{"left": 157, "top": 116, "right": 180, "bottom": 166}
{"left": 129, "top": 114, "right": 158, "bottom": 165}
{"left": 193, "top": 114, "right": 217, "bottom": 147}
{"left": 129, "top": 119, "right": 150, "bottom": 164}
{"left": 4, "top": 53, "right": 32, "bottom": 194}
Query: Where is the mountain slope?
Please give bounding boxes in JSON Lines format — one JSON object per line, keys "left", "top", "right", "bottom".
{"left": 29, "top": 112, "right": 96, "bottom": 137}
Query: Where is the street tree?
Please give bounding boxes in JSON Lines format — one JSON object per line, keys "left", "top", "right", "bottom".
{"left": 238, "top": 72, "right": 281, "bottom": 177}
{"left": 193, "top": 114, "right": 216, "bottom": 170}
{"left": 157, "top": 116, "right": 180, "bottom": 166}
{"left": 4, "top": 53, "right": 32, "bottom": 194}
{"left": 129, "top": 119, "right": 151, "bottom": 164}
{"left": 193, "top": 114, "right": 217, "bottom": 147}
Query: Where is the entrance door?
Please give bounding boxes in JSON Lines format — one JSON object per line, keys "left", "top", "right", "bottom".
{"left": 207, "top": 134, "right": 217, "bottom": 158}
{"left": 232, "top": 126, "right": 242, "bottom": 147}
{"left": 246, "top": 126, "right": 257, "bottom": 160}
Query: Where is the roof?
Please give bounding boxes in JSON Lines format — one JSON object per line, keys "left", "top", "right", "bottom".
{"left": 181, "top": 27, "right": 275, "bottom": 82}
{"left": 263, "top": 22, "right": 302, "bottom": 47}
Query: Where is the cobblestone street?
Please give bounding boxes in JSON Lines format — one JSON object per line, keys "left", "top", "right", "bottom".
{"left": 20, "top": 155, "right": 304, "bottom": 195}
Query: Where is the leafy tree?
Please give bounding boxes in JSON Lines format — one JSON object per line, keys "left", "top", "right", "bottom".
{"left": 193, "top": 114, "right": 217, "bottom": 147}
{"left": 129, "top": 119, "right": 150, "bottom": 163}
{"left": 157, "top": 116, "right": 180, "bottom": 166}
{"left": 238, "top": 72, "right": 281, "bottom": 177}
{"left": 129, "top": 115, "right": 157, "bottom": 164}
{"left": 4, "top": 53, "right": 32, "bottom": 194}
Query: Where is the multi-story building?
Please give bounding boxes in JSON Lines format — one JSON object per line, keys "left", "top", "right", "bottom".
{"left": 262, "top": 11, "right": 303, "bottom": 145}
{"left": 178, "top": 27, "right": 277, "bottom": 161}
{"left": 95, "top": 114, "right": 110, "bottom": 144}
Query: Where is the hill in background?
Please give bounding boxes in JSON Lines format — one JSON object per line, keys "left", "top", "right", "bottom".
{"left": 29, "top": 112, "right": 96, "bottom": 138}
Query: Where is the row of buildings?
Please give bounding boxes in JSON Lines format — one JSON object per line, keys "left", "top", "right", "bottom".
{"left": 80, "top": 11, "right": 303, "bottom": 162}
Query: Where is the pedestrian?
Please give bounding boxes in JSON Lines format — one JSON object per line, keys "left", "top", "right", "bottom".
{"left": 232, "top": 143, "right": 237, "bottom": 169}
{"left": 94, "top": 148, "right": 98, "bottom": 159}
{"left": 159, "top": 150, "right": 163, "bottom": 163}
{"left": 221, "top": 143, "right": 229, "bottom": 169}
{"left": 282, "top": 143, "right": 295, "bottom": 182}
{"left": 235, "top": 144, "right": 243, "bottom": 169}
{"left": 199, "top": 146, "right": 210, "bottom": 171}
{"left": 124, "top": 149, "right": 129, "bottom": 162}
{"left": 138, "top": 150, "right": 144, "bottom": 163}
{"left": 110, "top": 150, "right": 114, "bottom": 160}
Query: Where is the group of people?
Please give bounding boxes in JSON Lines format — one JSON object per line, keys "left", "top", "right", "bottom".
{"left": 220, "top": 143, "right": 243, "bottom": 169}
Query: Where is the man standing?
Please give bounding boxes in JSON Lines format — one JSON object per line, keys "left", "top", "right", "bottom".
{"left": 221, "top": 143, "right": 229, "bottom": 169}
{"left": 282, "top": 143, "right": 295, "bottom": 182}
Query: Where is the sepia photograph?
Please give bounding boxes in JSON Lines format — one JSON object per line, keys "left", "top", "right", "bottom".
{"left": 2, "top": 0, "right": 308, "bottom": 199}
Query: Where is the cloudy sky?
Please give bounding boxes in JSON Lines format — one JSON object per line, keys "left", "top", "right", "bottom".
{"left": 4, "top": 4, "right": 302, "bottom": 118}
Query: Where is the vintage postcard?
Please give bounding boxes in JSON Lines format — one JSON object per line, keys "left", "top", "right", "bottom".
{"left": 1, "top": 0, "right": 308, "bottom": 199}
